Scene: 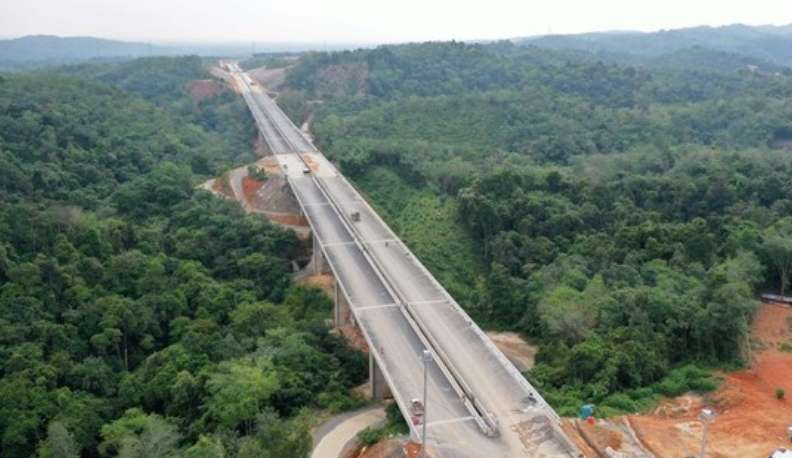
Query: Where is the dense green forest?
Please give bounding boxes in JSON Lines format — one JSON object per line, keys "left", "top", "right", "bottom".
{"left": 279, "top": 41, "right": 792, "bottom": 414}
{"left": 0, "top": 57, "right": 366, "bottom": 457}
{"left": 4, "top": 33, "right": 792, "bottom": 457}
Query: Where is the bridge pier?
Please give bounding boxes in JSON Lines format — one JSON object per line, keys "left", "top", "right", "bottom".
{"left": 312, "top": 232, "right": 329, "bottom": 274}
{"left": 257, "top": 132, "right": 272, "bottom": 156}
{"left": 370, "top": 353, "right": 392, "bottom": 400}
{"left": 334, "top": 278, "right": 353, "bottom": 326}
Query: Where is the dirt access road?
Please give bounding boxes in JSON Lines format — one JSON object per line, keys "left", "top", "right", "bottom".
{"left": 312, "top": 406, "right": 387, "bottom": 458}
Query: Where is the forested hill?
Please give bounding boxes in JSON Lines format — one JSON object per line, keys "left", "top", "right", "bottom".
{"left": 0, "top": 35, "right": 344, "bottom": 71}
{"left": 0, "top": 59, "right": 366, "bottom": 457}
{"left": 0, "top": 36, "right": 170, "bottom": 68}
{"left": 516, "top": 23, "right": 792, "bottom": 67}
{"left": 278, "top": 40, "right": 792, "bottom": 415}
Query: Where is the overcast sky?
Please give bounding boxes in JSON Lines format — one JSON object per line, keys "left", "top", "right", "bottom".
{"left": 2, "top": 0, "right": 792, "bottom": 44}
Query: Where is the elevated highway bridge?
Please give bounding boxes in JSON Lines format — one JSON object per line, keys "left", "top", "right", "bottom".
{"left": 225, "top": 61, "right": 582, "bottom": 458}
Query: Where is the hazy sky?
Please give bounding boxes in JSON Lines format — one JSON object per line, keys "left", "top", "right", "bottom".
{"left": 2, "top": 0, "right": 792, "bottom": 44}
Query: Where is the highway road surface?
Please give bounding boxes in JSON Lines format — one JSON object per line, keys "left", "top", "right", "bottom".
{"left": 224, "top": 61, "right": 582, "bottom": 458}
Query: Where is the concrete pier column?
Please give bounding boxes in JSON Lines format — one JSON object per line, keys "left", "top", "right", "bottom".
{"left": 313, "top": 232, "right": 320, "bottom": 274}
{"left": 370, "top": 353, "right": 392, "bottom": 400}
{"left": 312, "top": 232, "right": 329, "bottom": 274}
{"left": 334, "top": 278, "right": 352, "bottom": 327}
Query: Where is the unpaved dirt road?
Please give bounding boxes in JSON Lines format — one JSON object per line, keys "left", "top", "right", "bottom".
{"left": 312, "top": 406, "right": 387, "bottom": 458}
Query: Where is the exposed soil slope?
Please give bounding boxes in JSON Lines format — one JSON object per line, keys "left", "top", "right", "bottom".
{"left": 629, "top": 301, "right": 792, "bottom": 458}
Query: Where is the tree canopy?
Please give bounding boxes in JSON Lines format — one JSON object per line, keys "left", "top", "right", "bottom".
{"left": 0, "top": 57, "right": 366, "bottom": 458}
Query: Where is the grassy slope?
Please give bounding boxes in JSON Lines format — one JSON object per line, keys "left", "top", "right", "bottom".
{"left": 352, "top": 166, "right": 482, "bottom": 305}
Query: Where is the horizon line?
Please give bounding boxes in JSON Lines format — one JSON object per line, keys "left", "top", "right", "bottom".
{"left": 1, "top": 21, "right": 790, "bottom": 48}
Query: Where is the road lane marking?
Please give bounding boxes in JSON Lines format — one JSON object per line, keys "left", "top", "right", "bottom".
{"left": 302, "top": 202, "right": 331, "bottom": 207}
{"left": 321, "top": 240, "right": 358, "bottom": 248}
{"left": 425, "top": 416, "right": 477, "bottom": 428}
{"left": 362, "top": 238, "right": 398, "bottom": 246}
{"left": 321, "top": 239, "right": 397, "bottom": 248}
{"left": 354, "top": 303, "right": 400, "bottom": 312}
{"left": 407, "top": 299, "right": 448, "bottom": 306}
{"left": 329, "top": 200, "right": 364, "bottom": 207}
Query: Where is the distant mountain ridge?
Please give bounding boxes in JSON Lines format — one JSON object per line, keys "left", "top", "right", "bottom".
{"left": 6, "top": 25, "right": 792, "bottom": 71}
{"left": 515, "top": 23, "right": 792, "bottom": 67}
{"left": 0, "top": 35, "right": 172, "bottom": 63}
{"left": 0, "top": 35, "right": 365, "bottom": 68}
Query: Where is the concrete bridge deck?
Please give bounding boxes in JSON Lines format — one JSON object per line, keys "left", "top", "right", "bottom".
{"left": 225, "top": 61, "right": 582, "bottom": 458}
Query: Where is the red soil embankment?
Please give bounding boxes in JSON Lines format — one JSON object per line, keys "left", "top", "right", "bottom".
{"left": 630, "top": 302, "right": 792, "bottom": 458}
{"left": 241, "top": 176, "right": 264, "bottom": 201}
